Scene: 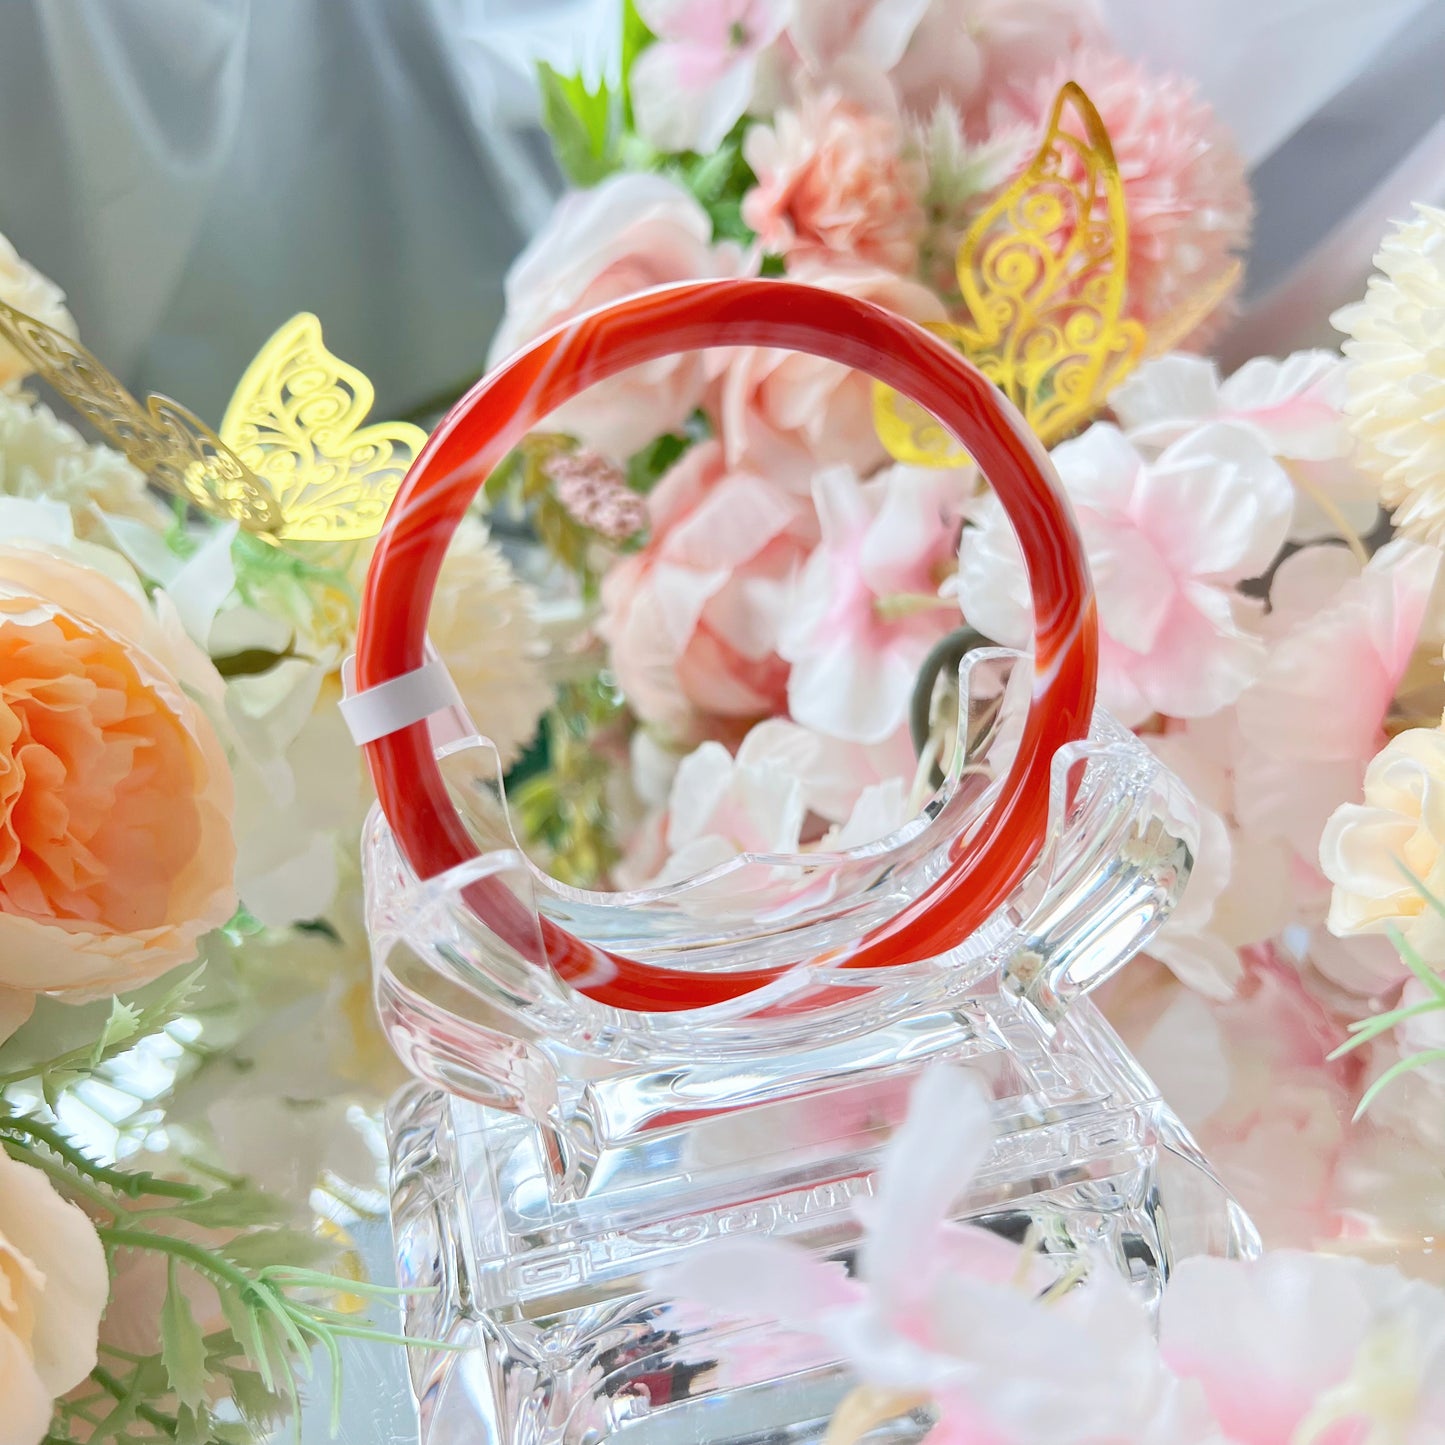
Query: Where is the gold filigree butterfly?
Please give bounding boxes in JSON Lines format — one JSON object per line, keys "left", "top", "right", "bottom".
{"left": 875, "top": 81, "right": 1200, "bottom": 466}
{"left": 0, "top": 302, "right": 427, "bottom": 543}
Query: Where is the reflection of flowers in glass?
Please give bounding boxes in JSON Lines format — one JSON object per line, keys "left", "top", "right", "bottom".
{"left": 1334, "top": 204, "right": 1445, "bottom": 545}
{"left": 0, "top": 1147, "right": 109, "bottom": 1445}
{"left": 487, "top": 172, "right": 746, "bottom": 459}
{"left": 0, "top": 528, "right": 236, "bottom": 1009}
{"left": 743, "top": 91, "right": 925, "bottom": 272}
{"left": 1322, "top": 725, "right": 1445, "bottom": 975}
{"left": 0, "top": 232, "right": 75, "bottom": 388}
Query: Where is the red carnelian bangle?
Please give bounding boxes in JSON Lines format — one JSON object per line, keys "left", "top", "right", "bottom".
{"left": 355, "top": 278, "right": 1098, "bottom": 1013}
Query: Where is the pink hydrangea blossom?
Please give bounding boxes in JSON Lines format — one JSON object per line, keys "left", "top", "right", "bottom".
{"left": 1128, "top": 541, "right": 1439, "bottom": 1002}
{"left": 718, "top": 259, "right": 946, "bottom": 489}
{"left": 1005, "top": 49, "right": 1252, "bottom": 336}
{"left": 955, "top": 421, "right": 1294, "bottom": 727}
{"left": 889, "top": 0, "right": 1104, "bottom": 134}
{"left": 742, "top": 91, "right": 926, "bottom": 272}
{"left": 630, "top": 0, "right": 791, "bottom": 154}
{"left": 1112, "top": 351, "right": 1380, "bottom": 543}
{"left": 780, "top": 464, "right": 967, "bottom": 745}
{"left": 1161, "top": 1250, "right": 1445, "bottom": 1443}
{"left": 599, "top": 439, "right": 814, "bottom": 737}
{"left": 488, "top": 172, "right": 746, "bottom": 459}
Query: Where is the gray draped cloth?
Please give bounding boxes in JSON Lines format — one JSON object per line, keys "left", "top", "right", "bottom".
{"left": 0, "top": 0, "right": 1443, "bottom": 426}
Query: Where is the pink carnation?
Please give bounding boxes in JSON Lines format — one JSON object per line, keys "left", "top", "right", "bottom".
{"left": 1008, "top": 49, "right": 1252, "bottom": 337}
{"left": 742, "top": 91, "right": 925, "bottom": 272}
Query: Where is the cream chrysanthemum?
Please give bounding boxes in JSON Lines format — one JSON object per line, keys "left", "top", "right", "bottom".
{"left": 0, "top": 231, "right": 76, "bottom": 387}
{"left": 430, "top": 515, "right": 552, "bottom": 767}
{"left": 1334, "top": 204, "right": 1445, "bottom": 544}
{"left": 0, "top": 389, "right": 166, "bottom": 535}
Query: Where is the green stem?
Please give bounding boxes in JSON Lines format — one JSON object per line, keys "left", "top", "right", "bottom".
{"left": 3, "top": 1137, "right": 117, "bottom": 1214}
{"left": 97, "top": 1225, "right": 258, "bottom": 1296}
{"left": 0, "top": 1114, "right": 206, "bottom": 1201}
{"left": 90, "top": 1365, "right": 180, "bottom": 1438}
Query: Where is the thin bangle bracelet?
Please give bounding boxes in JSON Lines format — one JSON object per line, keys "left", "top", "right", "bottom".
{"left": 355, "top": 278, "right": 1097, "bottom": 1013}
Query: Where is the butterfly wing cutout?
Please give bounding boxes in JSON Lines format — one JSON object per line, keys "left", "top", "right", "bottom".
{"left": 874, "top": 81, "right": 1147, "bottom": 465}
{"left": 218, "top": 313, "right": 429, "bottom": 543}
{"left": 0, "top": 297, "right": 285, "bottom": 533}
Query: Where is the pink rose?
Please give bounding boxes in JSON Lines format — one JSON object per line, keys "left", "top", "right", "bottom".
{"left": 717, "top": 259, "right": 946, "bottom": 488}
{"left": 742, "top": 91, "right": 925, "bottom": 272}
{"left": 488, "top": 173, "right": 747, "bottom": 459}
{"left": 0, "top": 539, "right": 237, "bottom": 1008}
{"left": 599, "top": 439, "right": 814, "bottom": 737}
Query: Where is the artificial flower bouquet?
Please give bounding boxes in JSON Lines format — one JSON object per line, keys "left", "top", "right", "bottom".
{"left": 1, "top": 0, "right": 1445, "bottom": 1441}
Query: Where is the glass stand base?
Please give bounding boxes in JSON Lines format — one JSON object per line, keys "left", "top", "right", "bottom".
{"left": 385, "top": 979, "right": 1258, "bottom": 1445}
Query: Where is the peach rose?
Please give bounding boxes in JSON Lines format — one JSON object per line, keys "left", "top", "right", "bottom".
{"left": 0, "top": 539, "right": 236, "bottom": 1007}
{"left": 599, "top": 439, "right": 814, "bottom": 736}
{"left": 717, "top": 259, "right": 946, "bottom": 488}
{"left": 0, "top": 1149, "right": 109, "bottom": 1445}
{"left": 743, "top": 91, "right": 925, "bottom": 272}
{"left": 488, "top": 172, "right": 747, "bottom": 460}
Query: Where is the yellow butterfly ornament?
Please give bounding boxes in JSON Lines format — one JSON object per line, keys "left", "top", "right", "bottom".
{"left": 0, "top": 302, "right": 427, "bottom": 544}
{"left": 873, "top": 81, "right": 1242, "bottom": 465}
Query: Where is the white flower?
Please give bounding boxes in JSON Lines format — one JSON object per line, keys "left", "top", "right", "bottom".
{"left": 1321, "top": 725, "right": 1445, "bottom": 975}
{"left": 0, "top": 389, "right": 166, "bottom": 537}
{"left": 656, "top": 738, "right": 806, "bottom": 882}
{"left": 955, "top": 421, "right": 1293, "bottom": 726}
{"left": 1334, "top": 203, "right": 1445, "bottom": 544}
{"left": 1111, "top": 350, "right": 1379, "bottom": 543}
{"left": 429, "top": 515, "right": 551, "bottom": 770}
{"left": 0, "top": 233, "right": 75, "bottom": 388}
{"left": 0, "top": 1150, "right": 109, "bottom": 1445}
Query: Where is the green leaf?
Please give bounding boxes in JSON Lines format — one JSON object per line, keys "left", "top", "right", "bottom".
{"left": 537, "top": 62, "right": 618, "bottom": 186}
{"left": 89, "top": 999, "right": 143, "bottom": 1069}
{"left": 173, "top": 1403, "right": 214, "bottom": 1445}
{"left": 165, "top": 1188, "right": 293, "bottom": 1230}
{"left": 211, "top": 643, "right": 300, "bottom": 679}
{"left": 222, "top": 1227, "right": 336, "bottom": 1271}
{"left": 619, "top": 0, "right": 656, "bottom": 129}
{"left": 1355, "top": 1047, "right": 1445, "bottom": 1119}
{"left": 626, "top": 428, "right": 692, "bottom": 495}
{"left": 161, "top": 1258, "right": 213, "bottom": 1409}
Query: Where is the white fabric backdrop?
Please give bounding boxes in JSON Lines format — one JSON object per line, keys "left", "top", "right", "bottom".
{"left": 0, "top": 0, "right": 1442, "bottom": 422}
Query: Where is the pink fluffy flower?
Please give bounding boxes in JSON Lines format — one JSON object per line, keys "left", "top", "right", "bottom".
{"left": 1007, "top": 49, "right": 1252, "bottom": 335}
{"left": 718, "top": 259, "right": 946, "bottom": 489}
{"left": 599, "top": 439, "right": 813, "bottom": 737}
{"left": 743, "top": 90, "right": 926, "bottom": 272}
{"left": 955, "top": 421, "right": 1294, "bottom": 727}
{"left": 889, "top": 0, "right": 1105, "bottom": 134}
{"left": 780, "top": 464, "right": 967, "bottom": 745}
{"left": 488, "top": 172, "right": 745, "bottom": 459}
{"left": 630, "top": 0, "right": 790, "bottom": 154}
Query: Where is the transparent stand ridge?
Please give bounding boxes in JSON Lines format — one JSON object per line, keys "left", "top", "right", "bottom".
{"left": 367, "top": 651, "right": 1260, "bottom": 1445}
